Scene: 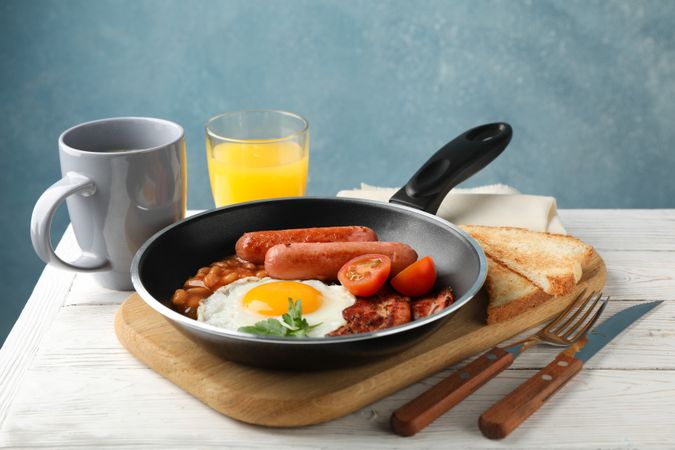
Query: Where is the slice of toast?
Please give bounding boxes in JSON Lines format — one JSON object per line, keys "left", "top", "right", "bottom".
{"left": 462, "top": 225, "right": 594, "bottom": 296}
{"left": 484, "top": 255, "right": 550, "bottom": 324}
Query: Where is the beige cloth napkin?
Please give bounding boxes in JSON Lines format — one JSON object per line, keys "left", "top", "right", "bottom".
{"left": 336, "top": 183, "right": 566, "bottom": 234}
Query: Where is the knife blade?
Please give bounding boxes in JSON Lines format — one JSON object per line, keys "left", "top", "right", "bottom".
{"left": 571, "top": 301, "right": 662, "bottom": 362}
{"left": 479, "top": 301, "right": 663, "bottom": 440}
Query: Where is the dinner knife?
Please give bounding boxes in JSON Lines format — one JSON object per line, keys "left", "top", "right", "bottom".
{"left": 478, "top": 300, "right": 663, "bottom": 439}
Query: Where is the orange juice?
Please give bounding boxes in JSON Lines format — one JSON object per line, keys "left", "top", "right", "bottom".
{"left": 206, "top": 140, "right": 309, "bottom": 206}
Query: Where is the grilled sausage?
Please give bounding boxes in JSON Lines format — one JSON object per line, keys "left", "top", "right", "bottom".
{"left": 264, "top": 241, "right": 418, "bottom": 280}
{"left": 235, "top": 226, "right": 378, "bottom": 264}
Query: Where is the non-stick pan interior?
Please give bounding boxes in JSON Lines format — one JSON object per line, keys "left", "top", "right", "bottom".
{"left": 137, "top": 197, "right": 482, "bottom": 308}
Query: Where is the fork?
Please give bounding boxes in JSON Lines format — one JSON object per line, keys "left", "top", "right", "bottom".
{"left": 390, "top": 290, "right": 609, "bottom": 436}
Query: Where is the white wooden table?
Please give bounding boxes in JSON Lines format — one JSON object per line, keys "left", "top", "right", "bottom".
{"left": 2, "top": 209, "right": 674, "bottom": 449}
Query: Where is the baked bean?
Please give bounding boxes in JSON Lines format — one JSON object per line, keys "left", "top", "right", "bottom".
{"left": 223, "top": 272, "right": 238, "bottom": 284}
{"left": 208, "top": 266, "right": 222, "bottom": 276}
{"left": 186, "top": 287, "right": 210, "bottom": 308}
{"left": 184, "top": 277, "right": 206, "bottom": 289}
{"left": 203, "top": 273, "right": 219, "bottom": 290}
{"left": 172, "top": 289, "right": 188, "bottom": 305}
{"left": 171, "top": 255, "right": 266, "bottom": 319}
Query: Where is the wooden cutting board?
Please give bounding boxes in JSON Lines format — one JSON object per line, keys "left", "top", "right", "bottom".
{"left": 115, "top": 252, "right": 606, "bottom": 427}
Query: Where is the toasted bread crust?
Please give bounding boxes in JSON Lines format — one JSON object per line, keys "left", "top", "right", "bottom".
{"left": 538, "top": 269, "right": 579, "bottom": 296}
{"left": 462, "top": 225, "right": 594, "bottom": 324}
{"left": 486, "top": 289, "right": 551, "bottom": 324}
{"left": 461, "top": 225, "right": 591, "bottom": 296}
{"left": 484, "top": 256, "right": 551, "bottom": 323}
{"left": 462, "top": 225, "right": 594, "bottom": 263}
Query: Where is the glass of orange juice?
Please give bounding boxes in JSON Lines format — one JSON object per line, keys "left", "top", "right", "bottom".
{"left": 205, "top": 110, "right": 309, "bottom": 206}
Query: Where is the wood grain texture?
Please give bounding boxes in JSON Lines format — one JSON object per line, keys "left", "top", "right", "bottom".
{"left": 3, "top": 210, "right": 675, "bottom": 449}
{"left": 3, "top": 358, "right": 675, "bottom": 448}
{"left": 2, "top": 302, "right": 674, "bottom": 447}
{"left": 113, "top": 253, "right": 605, "bottom": 427}
{"left": 560, "top": 209, "right": 675, "bottom": 251}
{"left": 391, "top": 346, "right": 514, "bottom": 436}
{"left": 479, "top": 354, "right": 584, "bottom": 439}
{"left": 0, "top": 227, "right": 77, "bottom": 426}
{"left": 15, "top": 299, "right": 670, "bottom": 376}
{"left": 600, "top": 251, "right": 675, "bottom": 300}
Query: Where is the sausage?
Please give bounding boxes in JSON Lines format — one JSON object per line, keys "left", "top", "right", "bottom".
{"left": 264, "top": 242, "right": 418, "bottom": 280}
{"left": 235, "top": 226, "right": 378, "bottom": 264}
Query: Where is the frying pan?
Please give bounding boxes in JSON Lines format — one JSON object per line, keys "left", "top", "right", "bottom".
{"left": 131, "top": 122, "right": 512, "bottom": 370}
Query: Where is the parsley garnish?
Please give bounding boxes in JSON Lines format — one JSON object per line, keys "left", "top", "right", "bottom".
{"left": 238, "top": 298, "right": 322, "bottom": 337}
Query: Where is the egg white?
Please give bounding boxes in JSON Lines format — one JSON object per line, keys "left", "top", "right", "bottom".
{"left": 196, "top": 277, "right": 356, "bottom": 337}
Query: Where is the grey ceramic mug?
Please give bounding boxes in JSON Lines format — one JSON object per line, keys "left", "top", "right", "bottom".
{"left": 31, "top": 117, "right": 187, "bottom": 290}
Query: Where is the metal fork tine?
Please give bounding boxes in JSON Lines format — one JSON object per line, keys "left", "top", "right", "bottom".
{"left": 568, "top": 296, "right": 609, "bottom": 342}
{"left": 508, "top": 291, "right": 607, "bottom": 354}
{"left": 545, "top": 289, "right": 589, "bottom": 331}
{"left": 561, "top": 292, "right": 603, "bottom": 339}
{"left": 550, "top": 290, "right": 597, "bottom": 334}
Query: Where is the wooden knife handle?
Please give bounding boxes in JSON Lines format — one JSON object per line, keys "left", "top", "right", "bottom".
{"left": 479, "top": 353, "right": 583, "bottom": 440}
{"left": 391, "top": 347, "right": 514, "bottom": 436}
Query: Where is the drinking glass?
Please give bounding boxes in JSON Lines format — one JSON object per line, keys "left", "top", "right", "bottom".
{"left": 205, "top": 110, "right": 309, "bottom": 206}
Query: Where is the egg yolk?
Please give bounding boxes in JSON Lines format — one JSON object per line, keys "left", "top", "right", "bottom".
{"left": 242, "top": 281, "right": 323, "bottom": 316}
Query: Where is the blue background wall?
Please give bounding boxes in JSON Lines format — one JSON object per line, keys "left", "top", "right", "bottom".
{"left": 1, "top": 0, "right": 674, "bottom": 344}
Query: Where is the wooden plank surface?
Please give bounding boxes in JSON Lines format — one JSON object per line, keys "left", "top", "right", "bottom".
{"left": 1, "top": 303, "right": 673, "bottom": 447}
{"left": 559, "top": 209, "right": 675, "bottom": 251}
{"left": 113, "top": 253, "right": 605, "bottom": 427}
{"left": 19, "top": 299, "right": 675, "bottom": 374}
{"left": 2, "top": 367, "right": 674, "bottom": 449}
{"left": 0, "top": 227, "right": 77, "bottom": 427}
{"left": 2, "top": 210, "right": 675, "bottom": 449}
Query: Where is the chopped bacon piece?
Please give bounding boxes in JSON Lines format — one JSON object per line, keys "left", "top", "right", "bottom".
{"left": 328, "top": 288, "right": 412, "bottom": 336}
{"left": 410, "top": 287, "right": 454, "bottom": 320}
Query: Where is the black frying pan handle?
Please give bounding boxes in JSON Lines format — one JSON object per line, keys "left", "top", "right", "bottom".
{"left": 389, "top": 122, "right": 512, "bottom": 214}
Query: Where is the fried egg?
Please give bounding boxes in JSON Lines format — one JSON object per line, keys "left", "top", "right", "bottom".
{"left": 197, "top": 277, "right": 356, "bottom": 337}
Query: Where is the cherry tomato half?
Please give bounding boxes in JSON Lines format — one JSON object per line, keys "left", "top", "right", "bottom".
{"left": 390, "top": 256, "right": 437, "bottom": 297}
{"left": 337, "top": 254, "right": 392, "bottom": 297}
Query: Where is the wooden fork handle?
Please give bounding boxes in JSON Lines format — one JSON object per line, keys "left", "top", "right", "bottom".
{"left": 479, "top": 354, "right": 583, "bottom": 440}
{"left": 391, "top": 347, "right": 514, "bottom": 436}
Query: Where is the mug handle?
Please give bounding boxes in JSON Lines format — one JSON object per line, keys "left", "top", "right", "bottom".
{"left": 30, "top": 173, "right": 109, "bottom": 272}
